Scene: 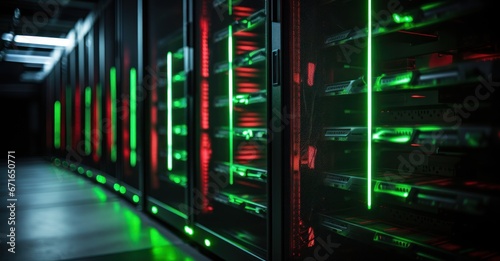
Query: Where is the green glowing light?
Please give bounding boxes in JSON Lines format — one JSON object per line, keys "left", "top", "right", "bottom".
{"left": 184, "top": 226, "right": 194, "bottom": 236}
{"left": 373, "top": 129, "right": 412, "bottom": 143}
{"left": 93, "top": 187, "right": 107, "bottom": 202}
{"left": 173, "top": 125, "right": 187, "bottom": 136}
{"left": 233, "top": 94, "right": 249, "bottom": 105}
{"left": 70, "top": 164, "right": 76, "bottom": 171}
{"left": 167, "top": 52, "right": 173, "bottom": 171}
{"left": 168, "top": 174, "right": 187, "bottom": 186}
{"left": 465, "top": 132, "right": 482, "bottom": 147}
{"left": 374, "top": 181, "right": 411, "bottom": 198}
{"left": 85, "top": 86, "right": 91, "bottom": 155}
{"left": 119, "top": 185, "right": 127, "bottom": 194}
{"left": 204, "top": 239, "right": 211, "bottom": 247}
{"left": 375, "top": 72, "right": 413, "bottom": 91}
{"left": 110, "top": 67, "right": 117, "bottom": 162}
{"left": 62, "top": 161, "right": 69, "bottom": 168}
{"left": 123, "top": 208, "right": 141, "bottom": 243}
{"left": 114, "top": 183, "right": 120, "bottom": 191}
{"left": 392, "top": 13, "right": 413, "bottom": 24}
{"left": 151, "top": 206, "right": 158, "bottom": 214}
{"left": 77, "top": 167, "right": 84, "bottom": 174}
{"left": 173, "top": 49, "right": 184, "bottom": 59}
{"left": 86, "top": 170, "right": 93, "bottom": 178}
{"left": 173, "top": 98, "right": 187, "bottom": 108}
{"left": 421, "top": 2, "right": 443, "bottom": 11}
{"left": 173, "top": 71, "right": 186, "bottom": 82}
{"left": 96, "top": 175, "right": 106, "bottom": 184}
{"left": 132, "top": 195, "right": 140, "bottom": 203}
{"left": 367, "top": 0, "right": 373, "bottom": 210}
{"left": 228, "top": 25, "right": 234, "bottom": 185}
{"left": 229, "top": 0, "right": 232, "bottom": 15}
{"left": 54, "top": 101, "right": 61, "bottom": 149}
{"left": 173, "top": 150, "right": 187, "bottom": 161}
{"left": 130, "top": 67, "right": 137, "bottom": 167}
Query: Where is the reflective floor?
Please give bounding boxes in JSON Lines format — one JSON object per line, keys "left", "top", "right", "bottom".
{"left": 0, "top": 158, "right": 214, "bottom": 261}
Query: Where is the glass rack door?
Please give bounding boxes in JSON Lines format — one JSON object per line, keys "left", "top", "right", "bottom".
{"left": 286, "top": 0, "right": 500, "bottom": 260}
{"left": 193, "top": 1, "right": 269, "bottom": 260}
{"left": 145, "top": 0, "right": 190, "bottom": 228}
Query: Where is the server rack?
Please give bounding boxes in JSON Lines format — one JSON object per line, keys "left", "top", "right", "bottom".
{"left": 144, "top": 0, "right": 191, "bottom": 231}
{"left": 192, "top": 1, "right": 270, "bottom": 260}
{"left": 283, "top": 0, "right": 500, "bottom": 260}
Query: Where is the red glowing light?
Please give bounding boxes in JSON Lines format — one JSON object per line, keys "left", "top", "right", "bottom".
{"left": 307, "top": 63, "right": 315, "bottom": 87}
{"left": 201, "top": 133, "right": 212, "bottom": 212}
{"left": 93, "top": 85, "right": 99, "bottom": 162}
{"left": 427, "top": 52, "right": 453, "bottom": 68}
{"left": 201, "top": 80, "right": 209, "bottom": 130}
{"left": 74, "top": 84, "right": 81, "bottom": 149}
{"left": 106, "top": 85, "right": 113, "bottom": 153}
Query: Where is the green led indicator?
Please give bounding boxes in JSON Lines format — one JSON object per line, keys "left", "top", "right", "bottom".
{"left": 173, "top": 98, "right": 187, "bottom": 108}
{"left": 233, "top": 94, "right": 249, "bottom": 105}
{"left": 167, "top": 52, "right": 173, "bottom": 171}
{"left": 86, "top": 170, "right": 93, "bottom": 178}
{"left": 173, "top": 150, "right": 187, "bottom": 161}
{"left": 228, "top": 25, "right": 234, "bottom": 185}
{"left": 54, "top": 101, "right": 61, "bottom": 149}
{"left": 367, "top": 0, "right": 373, "bottom": 210}
{"left": 184, "top": 226, "right": 193, "bottom": 236}
{"left": 70, "top": 163, "right": 76, "bottom": 171}
{"left": 204, "top": 239, "right": 211, "bottom": 247}
{"left": 77, "top": 167, "right": 85, "bottom": 174}
{"left": 168, "top": 174, "right": 187, "bottom": 186}
{"left": 54, "top": 158, "right": 61, "bottom": 166}
{"left": 85, "top": 86, "right": 91, "bottom": 155}
{"left": 110, "top": 67, "right": 117, "bottom": 162}
{"left": 96, "top": 175, "right": 106, "bottom": 184}
{"left": 173, "top": 125, "right": 187, "bottom": 136}
{"left": 132, "top": 195, "right": 140, "bottom": 203}
{"left": 62, "top": 161, "right": 69, "bottom": 168}
{"left": 229, "top": 0, "right": 232, "bottom": 15}
{"left": 119, "top": 185, "right": 126, "bottom": 194}
{"left": 113, "top": 183, "right": 120, "bottom": 191}
{"left": 130, "top": 68, "right": 137, "bottom": 167}
{"left": 151, "top": 206, "right": 158, "bottom": 214}
{"left": 392, "top": 13, "right": 413, "bottom": 24}
{"left": 173, "top": 71, "right": 186, "bottom": 82}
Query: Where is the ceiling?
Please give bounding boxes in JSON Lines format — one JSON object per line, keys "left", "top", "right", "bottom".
{"left": 0, "top": 0, "right": 100, "bottom": 85}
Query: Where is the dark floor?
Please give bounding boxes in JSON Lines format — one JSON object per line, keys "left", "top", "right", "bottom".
{"left": 0, "top": 157, "right": 214, "bottom": 261}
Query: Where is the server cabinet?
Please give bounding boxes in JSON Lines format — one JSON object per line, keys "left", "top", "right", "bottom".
{"left": 192, "top": 1, "right": 270, "bottom": 260}
{"left": 144, "top": 0, "right": 191, "bottom": 230}
{"left": 114, "top": 0, "right": 143, "bottom": 204}
{"left": 284, "top": 0, "right": 500, "bottom": 260}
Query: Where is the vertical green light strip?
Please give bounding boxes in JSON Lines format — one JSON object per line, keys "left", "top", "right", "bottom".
{"left": 367, "top": 0, "right": 373, "bottom": 210}
{"left": 54, "top": 101, "right": 61, "bottom": 149}
{"left": 110, "top": 67, "right": 117, "bottom": 162}
{"left": 228, "top": 25, "right": 234, "bottom": 185}
{"left": 229, "top": 0, "right": 232, "bottom": 15}
{"left": 167, "top": 52, "right": 173, "bottom": 171}
{"left": 85, "top": 86, "right": 91, "bottom": 155}
{"left": 97, "top": 83, "right": 102, "bottom": 158}
{"left": 130, "top": 68, "right": 137, "bottom": 167}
